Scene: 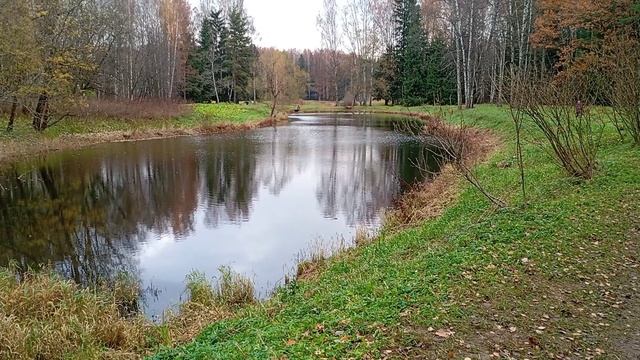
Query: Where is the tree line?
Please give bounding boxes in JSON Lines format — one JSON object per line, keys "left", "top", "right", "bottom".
{"left": 1, "top": 0, "right": 639, "bottom": 131}
{"left": 315, "top": 0, "right": 639, "bottom": 108}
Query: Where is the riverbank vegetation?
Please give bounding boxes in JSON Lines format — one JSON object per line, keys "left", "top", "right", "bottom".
{"left": 0, "top": 102, "right": 638, "bottom": 358}
{"left": 0, "top": 265, "right": 257, "bottom": 359}
{"left": 152, "top": 104, "right": 639, "bottom": 359}
{"left": 0, "top": 102, "right": 272, "bottom": 163}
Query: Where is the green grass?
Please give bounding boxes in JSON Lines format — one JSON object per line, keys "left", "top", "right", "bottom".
{"left": 0, "top": 103, "right": 271, "bottom": 140}
{"left": 190, "top": 103, "right": 271, "bottom": 125}
{"left": 152, "top": 104, "right": 640, "bottom": 359}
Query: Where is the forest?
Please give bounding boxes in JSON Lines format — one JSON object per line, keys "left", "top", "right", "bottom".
{"left": 2, "top": 0, "right": 638, "bottom": 130}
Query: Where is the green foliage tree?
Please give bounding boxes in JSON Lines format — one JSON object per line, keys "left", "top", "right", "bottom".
{"left": 373, "top": 46, "right": 397, "bottom": 105}
{"left": 187, "top": 5, "right": 254, "bottom": 104}
{"left": 226, "top": 7, "right": 254, "bottom": 103}
{"left": 387, "top": 0, "right": 455, "bottom": 106}
{"left": 0, "top": 0, "right": 40, "bottom": 132}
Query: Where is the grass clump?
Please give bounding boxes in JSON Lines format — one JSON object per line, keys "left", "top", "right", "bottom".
{"left": 0, "top": 267, "right": 149, "bottom": 359}
{"left": 161, "top": 268, "right": 256, "bottom": 346}
{"left": 184, "top": 268, "right": 256, "bottom": 308}
{"left": 0, "top": 265, "right": 258, "bottom": 359}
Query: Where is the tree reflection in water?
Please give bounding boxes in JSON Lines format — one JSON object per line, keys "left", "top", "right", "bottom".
{"left": 0, "top": 113, "right": 443, "bottom": 315}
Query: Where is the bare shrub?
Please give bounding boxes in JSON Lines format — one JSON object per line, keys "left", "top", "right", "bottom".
{"left": 406, "top": 116, "right": 506, "bottom": 208}
{"left": 513, "top": 74, "right": 603, "bottom": 180}
{"left": 606, "top": 37, "right": 640, "bottom": 144}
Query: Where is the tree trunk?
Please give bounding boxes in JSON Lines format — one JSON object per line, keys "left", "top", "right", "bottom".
{"left": 211, "top": 61, "right": 220, "bottom": 103}
{"left": 33, "top": 93, "right": 49, "bottom": 132}
{"left": 6, "top": 97, "right": 17, "bottom": 132}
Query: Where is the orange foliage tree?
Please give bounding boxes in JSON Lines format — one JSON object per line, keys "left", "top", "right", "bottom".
{"left": 532, "top": 0, "right": 639, "bottom": 76}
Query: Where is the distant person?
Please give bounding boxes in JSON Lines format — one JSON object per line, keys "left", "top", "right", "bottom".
{"left": 576, "top": 100, "right": 584, "bottom": 117}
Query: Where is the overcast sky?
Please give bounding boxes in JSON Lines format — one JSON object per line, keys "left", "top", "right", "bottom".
{"left": 189, "top": 0, "right": 346, "bottom": 50}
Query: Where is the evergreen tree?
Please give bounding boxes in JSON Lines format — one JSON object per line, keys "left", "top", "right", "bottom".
{"left": 389, "top": 0, "right": 456, "bottom": 106}
{"left": 186, "top": 6, "right": 255, "bottom": 103}
{"left": 392, "top": 0, "right": 426, "bottom": 105}
{"left": 226, "top": 6, "right": 254, "bottom": 103}
{"left": 424, "top": 37, "right": 456, "bottom": 105}
{"left": 373, "top": 46, "right": 397, "bottom": 105}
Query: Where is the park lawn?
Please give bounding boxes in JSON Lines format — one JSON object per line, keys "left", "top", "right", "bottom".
{"left": 153, "top": 105, "right": 640, "bottom": 359}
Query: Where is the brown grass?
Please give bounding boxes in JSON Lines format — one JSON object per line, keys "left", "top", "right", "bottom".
{"left": 0, "top": 268, "right": 149, "bottom": 359}
{"left": 384, "top": 165, "right": 462, "bottom": 230}
{"left": 0, "top": 266, "right": 257, "bottom": 359}
{"left": 76, "top": 99, "right": 192, "bottom": 120}
{"left": 385, "top": 113, "right": 501, "bottom": 229}
{"left": 161, "top": 269, "right": 255, "bottom": 345}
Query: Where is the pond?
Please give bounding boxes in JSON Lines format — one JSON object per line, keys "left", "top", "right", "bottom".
{"left": 0, "top": 113, "right": 442, "bottom": 317}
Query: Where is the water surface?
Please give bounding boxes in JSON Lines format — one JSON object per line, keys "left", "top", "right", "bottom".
{"left": 0, "top": 113, "right": 441, "bottom": 316}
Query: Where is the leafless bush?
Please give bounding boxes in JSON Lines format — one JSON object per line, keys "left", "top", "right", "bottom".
{"left": 406, "top": 116, "right": 506, "bottom": 208}
{"left": 513, "top": 74, "right": 603, "bottom": 180}
{"left": 607, "top": 38, "right": 640, "bottom": 144}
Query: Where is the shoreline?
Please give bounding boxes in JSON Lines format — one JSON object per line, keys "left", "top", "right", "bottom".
{"left": 0, "top": 117, "right": 284, "bottom": 165}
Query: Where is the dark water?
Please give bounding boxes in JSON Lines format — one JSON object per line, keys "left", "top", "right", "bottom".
{"left": 0, "top": 113, "right": 441, "bottom": 316}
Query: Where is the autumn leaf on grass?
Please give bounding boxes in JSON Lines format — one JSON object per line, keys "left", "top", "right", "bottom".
{"left": 435, "top": 329, "right": 455, "bottom": 338}
{"left": 285, "top": 339, "right": 297, "bottom": 346}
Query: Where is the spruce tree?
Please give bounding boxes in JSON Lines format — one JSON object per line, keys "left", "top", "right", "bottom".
{"left": 226, "top": 7, "right": 254, "bottom": 103}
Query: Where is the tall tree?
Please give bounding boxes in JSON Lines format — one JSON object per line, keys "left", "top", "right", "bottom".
{"left": 226, "top": 5, "right": 253, "bottom": 102}
{"left": 317, "top": 0, "right": 341, "bottom": 104}
{"left": 259, "top": 48, "right": 307, "bottom": 116}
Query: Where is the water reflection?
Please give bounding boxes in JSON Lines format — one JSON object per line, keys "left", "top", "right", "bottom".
{"left": 0, "top": 113, "right": 441, "bottom": 315}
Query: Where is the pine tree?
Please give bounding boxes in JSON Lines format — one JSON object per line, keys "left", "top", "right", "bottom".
{"left": 373, "top": 46, "right": 397, "bottom": 105}
{"left": 226, "top": 7, "right": 254, "bottom": 103}
{"left": 424, "top": 37, "right": 456, "bottom": 105}
{"left": 392, "top": 0, "right": 427, "bottom": 105}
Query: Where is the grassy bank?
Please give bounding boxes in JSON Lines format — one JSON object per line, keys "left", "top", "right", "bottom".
{"left": 0, "top": 102, "right": 272, "bottom": 163}
{"left": 152, "top": 105, "right": 640, "bottom": 359}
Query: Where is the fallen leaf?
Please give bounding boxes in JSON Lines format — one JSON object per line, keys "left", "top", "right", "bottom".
{"left": 435, "top": 329, "right": 455, "bottom": 338}
{"left": 285, "top": 339, "right": 296, "bottom": 346}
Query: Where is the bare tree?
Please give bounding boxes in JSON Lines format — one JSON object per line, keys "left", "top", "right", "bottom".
{"left": 317, "top": 0, "right": 341, "bottom": 105}
{"left": 343, "top": 0, "right": 376, "bottom": 106}
{"left": 515, "top": 74, "right": 604, "bottom": 180}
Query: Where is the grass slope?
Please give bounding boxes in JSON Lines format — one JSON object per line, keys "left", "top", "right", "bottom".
{"left": 153, "top": 105, "right": 640, "bottom": 359}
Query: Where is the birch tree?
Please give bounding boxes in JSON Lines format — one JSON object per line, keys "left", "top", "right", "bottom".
{"left": 317, "top": 0, "right": 341, "bottom": 104}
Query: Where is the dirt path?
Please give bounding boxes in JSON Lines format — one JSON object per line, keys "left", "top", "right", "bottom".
{"left": 609, "top": 224, "right": 640, "bottom": 359}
